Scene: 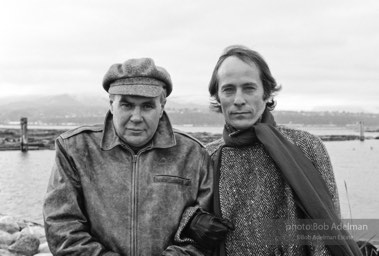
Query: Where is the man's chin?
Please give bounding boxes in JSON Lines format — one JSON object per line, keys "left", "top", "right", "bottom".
{"left": 122, "top": 136, "right": 147, "bottom": 148}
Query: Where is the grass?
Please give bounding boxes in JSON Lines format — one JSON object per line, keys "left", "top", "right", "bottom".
{"left": 344, "top": 180, "right": 378, "bottom": 255}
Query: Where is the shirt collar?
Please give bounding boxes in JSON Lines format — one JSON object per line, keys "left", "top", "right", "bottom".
{"left": 101, "top": 111, "right": 176, "bottom": 151}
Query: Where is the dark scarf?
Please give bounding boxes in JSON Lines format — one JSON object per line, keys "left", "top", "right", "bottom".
{"left": 213, "top": 109, "right": 362, "bottom": 256}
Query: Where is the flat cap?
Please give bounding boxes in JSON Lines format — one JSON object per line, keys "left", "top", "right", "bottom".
{"left": 102, "top": 58, "right": 172, "bottom": 97}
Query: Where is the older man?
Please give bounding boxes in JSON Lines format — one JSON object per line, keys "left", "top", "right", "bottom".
{"left": 185, "top": 46, "right": 362, "bottom": 256}
{"left": 43, "top": 58, "right": 213, "bottom": 256}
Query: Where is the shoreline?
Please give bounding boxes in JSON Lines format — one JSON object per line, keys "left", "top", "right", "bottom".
{"left": 1, "top": 128, "right": 378, "bottom": 151}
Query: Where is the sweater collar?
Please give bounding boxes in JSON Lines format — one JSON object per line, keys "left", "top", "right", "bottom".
{"left": 222, "top": 108, "right": 276, "bottom": 147}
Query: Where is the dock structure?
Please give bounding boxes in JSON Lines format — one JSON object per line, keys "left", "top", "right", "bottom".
{"left": 359, "top": 121, "right": 365, "bottom": 142}
{"left": 20, "top": 117, "right": 28, "bottom": 152}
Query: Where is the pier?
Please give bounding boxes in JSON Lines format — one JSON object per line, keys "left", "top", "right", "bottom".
{"left": 20, "top": 117, "right": 28, "bottom": 152}
{"left": 0, "top": 127, "right": 62, "bottom": 151}
{"left": 0, "top": 123, "right": 379, "bottom": 151}
{"left": 359, "top": 121, "right": 365, "bottom": 142}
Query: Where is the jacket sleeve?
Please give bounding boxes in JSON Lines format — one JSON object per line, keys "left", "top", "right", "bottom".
{"left": 43, "top": 138, "right": 121, "bottom": 256}
{"left": 162, "top": 148, "right": 214, "bottom": 256}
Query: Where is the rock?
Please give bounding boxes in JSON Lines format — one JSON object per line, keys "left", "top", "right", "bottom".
{"left": 34, "top": 254, "right": 53, "bottom": 256}
{"left": 20, "top": 226, "right": 46, "bottom": 243}
{"left": 0, "top": 216, "right": 20, "bottom": 234}
{"left": 0, "top": 248, "right": 19, "bottom": 256}
{"left": 37, "top": 242, "right": 51, "bottom": 253}
{"left": 0, "top": 230, "right": 15, "bottom": 246}
{"left": 16, "top": 219, "right": 42, "bottom": 231}
{"left": 8, "top": 233, "right": 40, "bottom": 256}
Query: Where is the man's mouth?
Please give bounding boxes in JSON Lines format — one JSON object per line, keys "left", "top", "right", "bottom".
{"left": 231, "top": 111, "right": 251, "bottom": 115}
{"left": 127, "top": 128, "right": 143, "bottom": 132}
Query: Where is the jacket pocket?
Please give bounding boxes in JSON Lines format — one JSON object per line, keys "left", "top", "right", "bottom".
{"left": 153, "top": 175, "right": 191, "bottom": 186}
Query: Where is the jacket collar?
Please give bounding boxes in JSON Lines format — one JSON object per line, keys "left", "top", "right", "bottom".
{"left": 101, "top": 111, "right": 176, "bottom": 151}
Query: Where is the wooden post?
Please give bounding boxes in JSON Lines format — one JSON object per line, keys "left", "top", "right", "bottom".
{"left": 359, "top": 121, "right": 365, "bottom": 142}
{"left": 20, "top": 117, "right": 28, "bottom": 152}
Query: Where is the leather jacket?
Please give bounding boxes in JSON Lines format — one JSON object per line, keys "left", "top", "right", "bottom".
{"left": 43, "top": 112, "right": 213, "bottom": 256}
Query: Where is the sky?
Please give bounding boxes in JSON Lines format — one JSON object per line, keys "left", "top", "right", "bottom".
{"left": 1, "top": 0, "right": 379, "bottom": 112}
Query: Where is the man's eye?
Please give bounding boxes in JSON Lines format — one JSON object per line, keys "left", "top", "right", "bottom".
{"left": 120, "top": 103, "right": 133, "bottom": 108}
{"left": 143, "top": 104, "right": 154, "bottom": 109}
{"left": 243, "top": 85, "right": 257, "bottom": 93}
{"left": 222, "top": 87, "right": 234, "bottom": 93}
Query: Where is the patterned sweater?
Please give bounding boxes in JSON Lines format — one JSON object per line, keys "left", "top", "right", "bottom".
{"left": 206, "top": 126, "right": 340, "bottom": 256}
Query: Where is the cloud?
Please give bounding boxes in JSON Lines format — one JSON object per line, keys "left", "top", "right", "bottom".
{"left": 0, "top": 0, "right": 378, "bottom": 112}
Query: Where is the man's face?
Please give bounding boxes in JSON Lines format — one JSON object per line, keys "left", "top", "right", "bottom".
{"left": 110, "top": 94, "right": 164, "bottom": 148}
{"left": 217, "top": 56, "right": 268, "bottom": 130}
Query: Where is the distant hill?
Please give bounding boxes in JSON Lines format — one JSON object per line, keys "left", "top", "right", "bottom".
{"left": 0, "top": 94, "right": 109, "bottom": 125}
{"left": 0, "top": 94, "right": 379, "bottom": 127}
{"left": 273, "top": 111, "right": 379, "bottom": 127}
{"left": 0, "top": 94, "right": 214, "bottom": 125}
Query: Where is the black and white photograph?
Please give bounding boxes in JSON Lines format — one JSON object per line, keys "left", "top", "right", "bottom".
{"left": 1, "top": 1, "right": 378, "bottom": 255}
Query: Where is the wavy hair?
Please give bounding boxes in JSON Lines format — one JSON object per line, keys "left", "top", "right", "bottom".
{"left": 209, "top": 45, "right": 281, "bottom": 112}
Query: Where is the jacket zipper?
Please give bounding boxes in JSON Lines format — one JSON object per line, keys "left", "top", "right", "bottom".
{"left": 130, "top": 146, "right": 151, "bottom": 256}
{"left": 132, "top": 154, "right": 138, "bottom": 256}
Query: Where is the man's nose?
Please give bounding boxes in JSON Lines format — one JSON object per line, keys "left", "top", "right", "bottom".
{"left": 130, "top": 107, "right": 143, "bottom": 122}
{"left": 233, "top": 89, "right": 246, "bottom": 106}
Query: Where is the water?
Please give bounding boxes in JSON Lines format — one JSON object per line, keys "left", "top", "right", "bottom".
{"left": 173, "top": 124, "right": 379, "bottom": 138}
{"left": 0, "top": 150, "right": 54, "bottom": 223}
{"left": 326, "top": 140, "right": 379, "bottom": 219}
{"left": 0, "top": 130, "right": 378, "bottom": 225}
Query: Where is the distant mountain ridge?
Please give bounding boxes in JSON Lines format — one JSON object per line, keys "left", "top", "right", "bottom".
{"left": 1, "top": 94, "right": 379, "bottom": 127}
{"left": 0, "top": 94, "right": 108, "bottom": 124}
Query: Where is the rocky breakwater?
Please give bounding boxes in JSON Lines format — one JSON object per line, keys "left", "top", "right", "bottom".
{"left": 0, "top": 215, "right": 52, "bottom": 256}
